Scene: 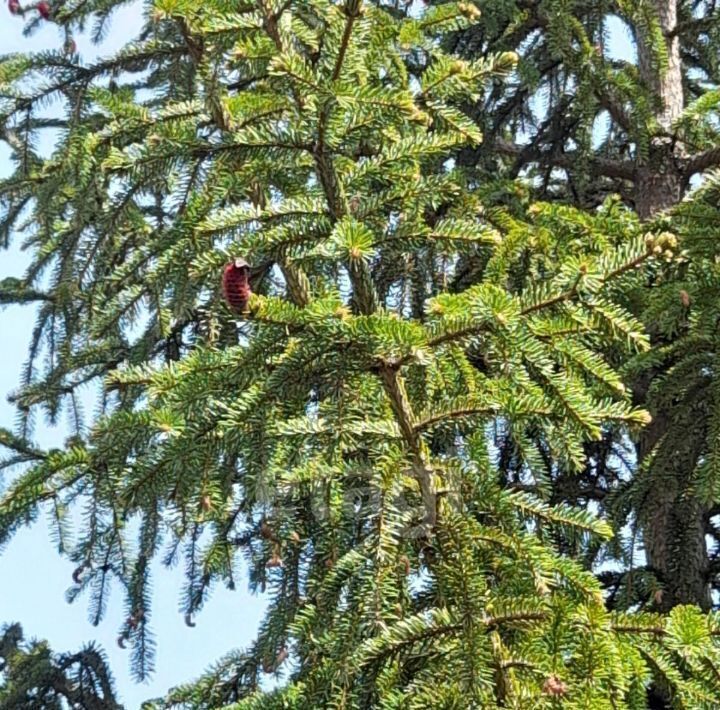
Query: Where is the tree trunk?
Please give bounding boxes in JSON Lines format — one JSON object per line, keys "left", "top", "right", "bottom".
{"left": 635, "top": 157, "right": 683, "bottom": 220}
{"left": 633, "top": 0, "right": 711, "bottom": 611}
{"left": 636, "top": 413, "right": 712, "bottom": 611}
{"left": 634, "top": 0, "right": 684, "bottom": 220}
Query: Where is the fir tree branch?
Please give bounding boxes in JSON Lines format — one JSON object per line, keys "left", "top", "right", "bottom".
{"left": 55, "top": 648, "right": 121, "bottom": 708}
{"left": 377, "top": 364, "right": 436, "bottom": 530}
{"left": 313, "top": 141, "right": 378, "bottom": 314}
{"left": 252, "top": 0, "right": 314, "bottom": 307}
{"left": 684, "top": 147, "right": 720, "bottom": 178}
{"left": 414, "top": 407, "right": 502, "bottom": 431}
{"left": 493, "top": 139, "right": 636, "bottom": 181}
{"left": 332, "top": 0, "right": 362, "bottom": 83}
{"left": 309, "top": 0, "right": 379, "bottom": 315}
{"left": 521, "top": 272, "right": 585, "bottom": 317}
{"left": 277, "top": 256, "right": 311, "bottom": 307}
{"left": 666, "top": 12, "right": 720, "bottom": 38}
{"left": 596, "top": 89, "right": 632, "bottom": 132}
{"left": 484, "top": 611, "right": 547, "bottom": 629}
{"left": 0, "top": 428, "right": 47, "bottom": 461}
{"left": 377, "top": 364, "right": 420, "bottom": 454}
{"left": 1, "top": 45, "right": 187, "bottom": 122}
{"left": 416, "top": 252, "right": 652, "bottom": 359}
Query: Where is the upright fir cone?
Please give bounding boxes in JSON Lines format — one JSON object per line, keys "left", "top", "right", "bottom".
{"left": 8, "top": 0, "right": 21, "bottom": 14}
{"left": 222, "top": 258, "right": 251, "bottom": 314}
{"left": 37, "top": 0, "right": 50, "bottom": 18}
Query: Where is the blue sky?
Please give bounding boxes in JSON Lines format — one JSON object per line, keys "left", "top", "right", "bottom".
{"left": 0, "top": 7, "right": 266, "bottom": 706}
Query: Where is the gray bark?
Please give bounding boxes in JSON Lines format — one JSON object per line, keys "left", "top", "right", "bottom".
{"left": 634, "top": 0, "right": 684, "bottom": 220}
{"left": 633, "top": 0, "right": 711, "bottom": 611}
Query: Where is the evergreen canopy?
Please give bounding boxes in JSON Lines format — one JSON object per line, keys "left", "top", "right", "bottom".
{"left": 1, "top": 0, "right": 720, "bottom": 707}
{"left": 0, "top": 623, "right": 121, "bottom": 709}
{"left": 446, "top": 0, "right": 720, "bottom": 617}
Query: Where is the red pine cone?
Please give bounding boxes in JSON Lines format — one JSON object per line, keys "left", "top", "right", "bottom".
{"left": 222, "top": 258, "right": 251, "bottom": 313}
{"left": 8, "top": 0, "right": 21, "bottom": 14}
{"left": 37, "top": 0, "right": 50, "bottom": 18}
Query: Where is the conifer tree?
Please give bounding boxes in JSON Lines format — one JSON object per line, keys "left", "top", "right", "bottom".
{"left": 1, "top": 0, "right": 720, "bottom": 707}
{"left": 443, "top": 0, "right": 720, "bottom": 613}
{"left": 0, "top": 623, "right": 121, "bottom": 709}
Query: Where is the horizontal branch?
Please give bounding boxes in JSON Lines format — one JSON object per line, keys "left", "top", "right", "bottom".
{"left": 494, "top": 139, "right": 636, "bottom": 181}
{"left": 684, "top": 146, "right": 720, "bottom": 178}
{"left": 397, "top": 252, "right": 652, "bottom": 365}
{"left": 414, "top": 406, "right": 500, "bottom": 431}
{"left": 667, "top": 12, "right": 720, "bottom": 38}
